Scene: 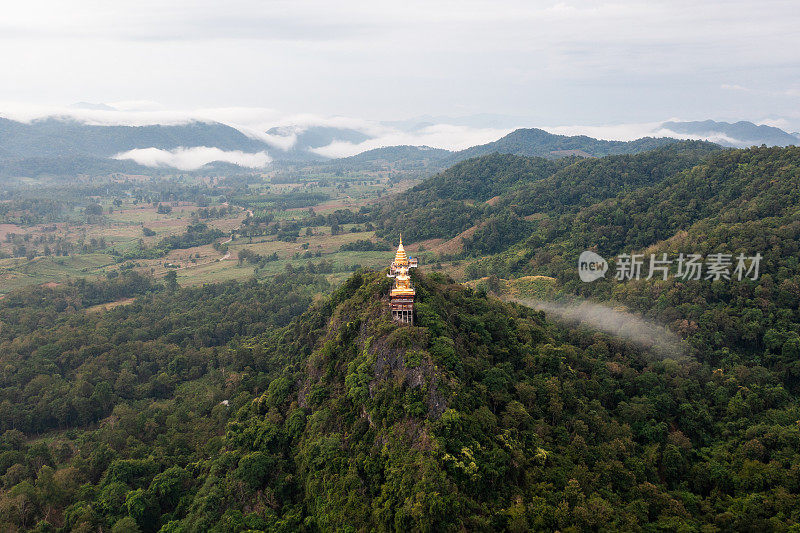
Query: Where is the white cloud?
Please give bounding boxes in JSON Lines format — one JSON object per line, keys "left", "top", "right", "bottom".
{"left": 311, "top": 124, "right": 513, "bottom": 158}
{"left": 113, "top": 146, "right": 271, "bottom": 170}
{"left": 756, "top": 117, "right": 793, "bottom": 129}
{"left": 514, "top": 297, "right": 688, "bottom": 358}
{"left": 540, "top": 122, "right": 665, "bottom": 142}
{"left": 653, "top": 129, "right": 747, "bottom": 147}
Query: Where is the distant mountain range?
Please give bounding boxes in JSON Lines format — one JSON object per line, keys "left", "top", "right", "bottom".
{"left": 0, "top": 118, "right": 272, "bottom": 159}
{"left": 660, "top": 120, "right": 799, "bottom": 147}
{"left": 0, "top": 117, "right": 328, "bottom": 177}
{"left": 306, "top": 120, "right": 799, "bottom": 173}
{"left": 0, "top": 115, "right": 796, "bottom": 177}
{"left": 324, "top": 129, "right": 707, "bottom": 173}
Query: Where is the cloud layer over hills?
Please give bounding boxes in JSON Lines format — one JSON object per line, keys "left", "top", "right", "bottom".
{"left": 0, "top": 104, "right": 797, "bottom": 170}
{"left": 112, "top": 147, "right": 272, "bottom": 171}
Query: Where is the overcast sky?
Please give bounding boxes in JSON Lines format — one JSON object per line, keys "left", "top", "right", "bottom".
{"left": 2, "top": 0, "right": 799, "bottom": 131}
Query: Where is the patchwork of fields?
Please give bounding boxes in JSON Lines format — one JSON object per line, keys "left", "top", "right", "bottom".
{"left": 0, "top": 172, "right": 437, "bottom": 295}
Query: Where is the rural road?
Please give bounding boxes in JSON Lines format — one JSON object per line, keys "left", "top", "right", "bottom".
{"left": 218, "top": 209, "right": 252, "bottom": 261}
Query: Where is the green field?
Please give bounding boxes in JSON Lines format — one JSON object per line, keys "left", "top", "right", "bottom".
{"left": 0, "top": 172, "right": 426, "bottom": 295}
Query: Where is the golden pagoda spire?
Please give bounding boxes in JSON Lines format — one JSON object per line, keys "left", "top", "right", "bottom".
{"left": 394, "top": 234, "right": 409, "bottom": 266}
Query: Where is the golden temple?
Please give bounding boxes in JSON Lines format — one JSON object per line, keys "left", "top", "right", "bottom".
{"left": 387, "top": 235, "right": 417, "bottom": 324}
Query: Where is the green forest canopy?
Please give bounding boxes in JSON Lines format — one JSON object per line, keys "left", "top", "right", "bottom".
{"left": 1, "top": 143, "right": 800, "bottom": 531}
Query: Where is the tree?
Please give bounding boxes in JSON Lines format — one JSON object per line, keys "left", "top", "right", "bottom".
{"left": 111, "top": 516, "right": 142, "bottom": 533}
{"left": 237, "top": 248, "right": 258, "bottom": 265}
{"left": 165, "top": 270, "right": 178, "bottom": 292}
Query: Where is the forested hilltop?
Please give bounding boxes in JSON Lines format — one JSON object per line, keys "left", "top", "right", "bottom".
{"left": 1, "top": 269, "right": 799, "bottom": 531}
{"left": 370, "top": 140, "right": 720, "bottom": 244}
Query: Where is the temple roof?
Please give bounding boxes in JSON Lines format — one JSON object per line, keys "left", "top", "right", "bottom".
{"left": 394, "top": 235, "right": 409, "bottom": 266}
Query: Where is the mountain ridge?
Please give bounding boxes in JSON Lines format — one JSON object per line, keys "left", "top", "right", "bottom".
{"left": 446, "top": 128, "right": 682, "bottom": 162}
{"left": 1, "top": 116, "right": 797, "bottom": 177}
